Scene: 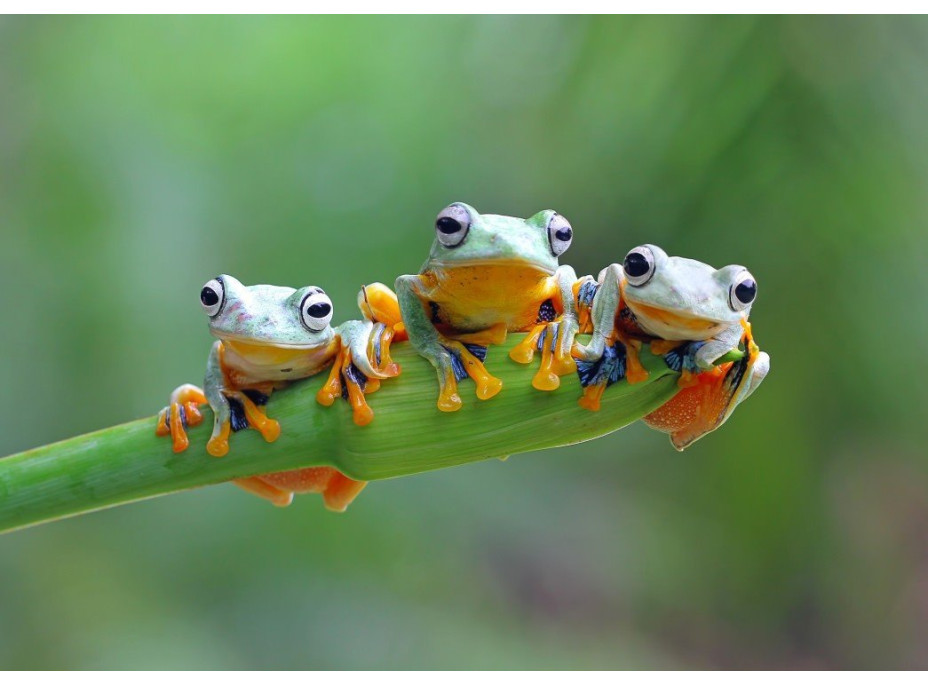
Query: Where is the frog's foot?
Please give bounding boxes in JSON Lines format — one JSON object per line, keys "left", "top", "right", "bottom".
{"left": 316, "top": 347, "right": 377, "bottom": 426}
{"left": 233, "top": 477, "right": 295, "bottom": 507}
{"left": 359, "top": 282, "right": 407, "bottom": 342}
{"left": 615, "top": 332, "right": 648, "bottom": 384}
{"left": 217, "top": 388, "right": 281, "bottom": 452}
{"left": 660, "top": 341, "right": 709, "bottom": 389}
{"left": 575, "top": 340, "right": 628, "bottom": 412}
{"left": 442, "top": 337, "right": 504, "bottom": 402}
{"left": 155, "top": 384, "right": 208, "bottom": 453}
{"left": 510, "top": 319, "right": 578, "bottom": 392}
{"left": 250, "top": 467, "right": 367, "bottom": 512}
{"left": 644, "top": 340, "right": 770, "bottom": 450}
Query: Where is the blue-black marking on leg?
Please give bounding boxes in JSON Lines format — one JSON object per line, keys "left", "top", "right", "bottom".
{"left": 576, "top": 341, "right": 627, "bottom": 388}
{"left": 537, "top": 299, "right": 556, "bottom": 323}
{"left": 226, "top": 396, "right": 248, "bottom": 432}
{"left": 340, "top": 361, "right": 368, "bottom": 399}
{"left": 577, "top": 280, "right": 600, "bottom": 308}
{"left": 663, "top": 341, "right": 706, "bottom": 375}
{"left": 242, "top": 388, "right": 270, "bottom": 406}
{"left": 442, "top": 343, "right": 488, "bottom": 382}
{"left": 164, "top": 405, "right": 189, "bottom": 429}
{"left": 535, "top": 322, "right": 560, "bottom": 352}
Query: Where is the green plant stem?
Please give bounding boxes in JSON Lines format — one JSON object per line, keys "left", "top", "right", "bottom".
{"left": 0, "top": 334, "right": 686, "bottom": 534}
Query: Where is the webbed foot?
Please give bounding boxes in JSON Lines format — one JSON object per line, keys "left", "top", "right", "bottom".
{"left": 156, "top": 384, "right": 208, "bottom": 453}
{"left": 414, "top": 333, "right": 503, "bottom": 412}
{"left": 644, "top": 322, "right": 769, "bottom": 449}
{"left": 207, "top": 386, "right": 280, "bottom": 457}
{"left": 509, "top": 317, "right": 579, "bottom": 391}
{"left": 236, "top": 467, "right": 367, "bottom": 512}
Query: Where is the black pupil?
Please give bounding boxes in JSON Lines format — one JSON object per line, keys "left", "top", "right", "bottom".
{"left": 735, "top": 279, "right": 757, "bottom": 304}
{"left": 554, "top": 227, "right": 572, "bottom": 242}
{"left": 307, "top": 302, "right": 331, "bottom": 319}
{"left": 624, "top": 252, "right": 651, "bottom": 278}
{"left": 200, "top": 287, "right": 219, "bottom": 307}
{"left": 436, "top": 216, "right": 462, "bottom": 234}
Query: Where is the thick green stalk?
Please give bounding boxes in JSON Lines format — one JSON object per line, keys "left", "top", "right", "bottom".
{"left": 0, "top": 335, "right": 683, "bottom": 534}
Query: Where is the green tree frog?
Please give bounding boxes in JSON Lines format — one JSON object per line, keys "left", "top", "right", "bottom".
{"left": 573, "top": 243, "right": 765, "bottom": 408}
{"left": 394, "top": 202, "right": 580, "bottom": 411}
{"left": 155, "top": 275, "right": 400, "bottom": 511}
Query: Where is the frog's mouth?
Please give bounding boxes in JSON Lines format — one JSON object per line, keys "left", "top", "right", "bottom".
{"left": 211, "top": 330, "right": 328, "bottom": 351}
{"left": 624, "top": 299, "right": 729, "bottom": 336}
{"left": 428, "top": 258, "right": 556, "bottom": 276}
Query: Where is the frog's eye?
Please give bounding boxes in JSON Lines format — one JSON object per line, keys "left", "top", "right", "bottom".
{"left": 547, "top": 214, "right": 573, "bottom": 257}
{"left": 435, "top": 203, "right": 472, "bottom": 248}
{"left": 300, "top": 289, "right": 334, "bottom": 332}
{"left": 623, "top": 246, "right": 655, "bottom": 287}
{"left": 729, "top": 270, "right": 757, "bottom": 311}
{"left": 200, "top": 277, "right": 225, "bottom": 317}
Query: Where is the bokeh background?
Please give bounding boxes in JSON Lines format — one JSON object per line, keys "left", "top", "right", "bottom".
{"left": 1, "top": 15, "right": 927, "bottom": 669}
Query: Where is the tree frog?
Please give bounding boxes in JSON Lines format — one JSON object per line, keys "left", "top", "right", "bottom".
{"left": 155, "top": 275, "right": 400, "bottom": 511}
{"left": 574, "top": 244, "right": 761, "bottom": 409}
{"left": 394, "top": 202, "right": 580, "bottom": 411}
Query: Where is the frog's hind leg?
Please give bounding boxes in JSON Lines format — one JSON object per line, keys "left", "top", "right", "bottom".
{"left": 233, "top": 476, "right": 294, "bottom": 507}
{"left": 251, "top": 467, "right": 368, "bottom": 512}
{"left": 359, "top": 282, "right": 407, "bottom": 341}
{"left": 156, "top": 384, "right": 208, "bottom": 453}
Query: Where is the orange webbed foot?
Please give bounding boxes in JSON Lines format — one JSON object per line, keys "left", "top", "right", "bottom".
{"left": 155, "top": 384, "right": 208, "bottom": 453}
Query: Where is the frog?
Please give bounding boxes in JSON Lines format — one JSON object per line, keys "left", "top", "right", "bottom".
{"left": 394, "top": 202, "right": 580, "bottom": 411}
{"left": 573, "top": 244, "right": 761, "bottom": 411}
{"left": 155, "top": 275, "right": 400, "bottom": 511}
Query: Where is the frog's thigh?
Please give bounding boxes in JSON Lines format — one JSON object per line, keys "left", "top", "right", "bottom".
{"left": 233, "top": 477, "right": 294, "bottom": 507}
{"left": 359, "top": 282, "right": 404, "bottom": 332}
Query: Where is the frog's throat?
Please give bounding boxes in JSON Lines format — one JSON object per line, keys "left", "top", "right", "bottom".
{"left": 210, "top": 330, "right": 333, "bottom": 350}
{"left": 426, "top": 258, "right": 556, "bottom": 277}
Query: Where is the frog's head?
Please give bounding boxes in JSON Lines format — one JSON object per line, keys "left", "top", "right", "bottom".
{"left": 199, "top": 274, "right": 336, "bottom": 347}
{"left": 425, "top": 202, "right": 572, "bottom": 275}
{"left": 619, "top": 244, "right": 757, "bottom": 341}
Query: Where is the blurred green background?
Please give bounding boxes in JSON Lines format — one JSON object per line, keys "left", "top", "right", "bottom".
{"left": 1, "top": 15, "right": 927, "bottom": 669}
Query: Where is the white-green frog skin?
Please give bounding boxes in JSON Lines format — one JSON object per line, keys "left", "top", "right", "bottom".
{"left": 576, "top": 244, "right": 760, "bottom": 377}
{"left": 573, "top": 244, "right": 769, "bottom": 448}
{"left": 394, "top": 202, "right": 580, "bottom": 412}
{"left": 155, "top": 275, "right": 400, "bottom": 511}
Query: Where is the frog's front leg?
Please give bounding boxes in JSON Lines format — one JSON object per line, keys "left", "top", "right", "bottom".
{"left": 571, "top": 264, "right": 649, "bottom": 384}
{"left": 316, "top": 320, "right": 401, "bottom": 426}
{"left": 204, "top": 342, "right": 281, "bottom": 457}
{"left": 509, "top": 266, "right": 580, "bottom": 391}
{"left": 155, "top": 383, "right": 208, "bottom": 453}
{"left": 395, "top": 274, "right": 502, "bottom": 412}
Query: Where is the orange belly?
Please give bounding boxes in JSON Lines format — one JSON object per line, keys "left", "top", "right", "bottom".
{"left": 421, "top": 264, "right": 558, "bottom": 332}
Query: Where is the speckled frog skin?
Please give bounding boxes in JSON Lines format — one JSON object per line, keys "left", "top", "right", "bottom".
{"left": 395, "top": 202, "right": 580, "bottom": 411}
{"left": 156, "top": 275, "right": 400, "bottom": 511}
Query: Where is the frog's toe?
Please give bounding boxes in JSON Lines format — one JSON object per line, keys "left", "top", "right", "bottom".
{"left": 442, "top": 339, "right": 503, "bottom": 402}
{"left": 207, "top": 420, "right": 231, "bottom": 457}
{"left": 233, "top": 477, "right": 294, "bottom": 507}
{"left": 155, "top": 384, "right": 208, "bottom": 453}
{"left": 225, "top": 390, "right": 281, "bottom": 443}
